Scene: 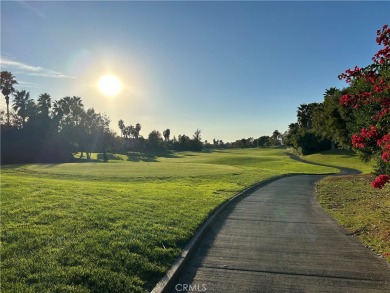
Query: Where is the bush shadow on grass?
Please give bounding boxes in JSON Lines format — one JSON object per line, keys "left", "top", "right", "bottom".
{"left": 126, "top": 150, "right": 181, "bottom": 162}
{"left": 71, "top": 158, "right": 100, "bottom": 163}
{"left": 315, "top": 149, "right": 357, "bottom": 158}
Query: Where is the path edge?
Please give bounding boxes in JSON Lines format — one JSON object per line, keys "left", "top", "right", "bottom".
{"left": 150, "top": 172, "right": 335, "bottom": 293}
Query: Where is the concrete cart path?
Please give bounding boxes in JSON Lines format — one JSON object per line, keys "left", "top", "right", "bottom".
{"left": 173, "top": 175, "right": 390, "bottom": 292}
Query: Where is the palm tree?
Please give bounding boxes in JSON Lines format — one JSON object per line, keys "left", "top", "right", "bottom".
{"left": 297, "top": 104, "right": 309, "bottom": 129}
{"left": 118, "top": 119, "right": 125, "bottom": 137}
{"left": 54, "top": 96, "right": 84, "bottom": 127}
{"left": 0, "top": 71, "right": 18, "bottom": 126}
{"left": 323, "top": 87, "right": 340, "bottom": 98}
{"left": 123, "top": 125, "right": 132, "bottom": 139}
{"left": 37, "top": 93, "right": 52, "bottom": 118}
{"left": 134, "top": 123, "right": 141, "bottom": 139}
{"left": 69, "top": 96, "right": 84, "bottom": 126}
{"left": 12, "top": 90, "right": 34, "bottom": 127}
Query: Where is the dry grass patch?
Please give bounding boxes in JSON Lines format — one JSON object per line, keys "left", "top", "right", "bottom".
{"left": 317, "top": 174, "right": 390, "bottom": 262}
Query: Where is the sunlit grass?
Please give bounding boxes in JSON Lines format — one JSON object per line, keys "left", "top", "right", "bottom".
{"left": 1, "top": 148, "right": 337, "bottom": 292}
{"left": 317, "top": 175, "right": 390, "bottom": 262}
{"left": 303, "top": 149, "right": 374, "bottom": 173}
{"left": 305, "top": 149, "right": 389, "bottom": 262}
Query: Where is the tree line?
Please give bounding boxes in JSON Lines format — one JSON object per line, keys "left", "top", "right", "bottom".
{"left": 284, "top": 24, "right": 389, "bottom": 188}
{"left": 0, "top": 74, "right": 114, "bottom": 163}
{"left": 283, "top": 87, "right": 349, "bottom": 155}
{"left": 115, "top": 119, "right": 204, "bottom": 152}
{"left": 0, "top": 76, "right": 203, "bottom": 163}
{"left": 283, "top": 79, "right": 387, "bottom": 157}
{"left": 1, "top": 71, "right": 282, "bottom": 164}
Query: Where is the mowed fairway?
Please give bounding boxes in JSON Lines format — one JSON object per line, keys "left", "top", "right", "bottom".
{"left": 1, "top": 148, "right": 338, "bottom": 292}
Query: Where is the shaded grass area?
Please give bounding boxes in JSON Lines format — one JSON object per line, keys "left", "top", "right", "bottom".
{"left": 303, "top": 149, "right": 374, "bottom": 173}
{"left": 317, "top": 175, "right": 390, "bottom": 262}
{"left": 1, "top": 148, "right": 338, "bottom": 292}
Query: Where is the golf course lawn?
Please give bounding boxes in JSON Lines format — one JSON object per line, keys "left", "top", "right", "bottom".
{"left": 1, "top": 148, "right": 338, "bottom": 293}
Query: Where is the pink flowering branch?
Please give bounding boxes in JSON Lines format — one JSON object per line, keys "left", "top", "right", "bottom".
{"left": 339, "top": 24, "right": 390, "bottom": 188}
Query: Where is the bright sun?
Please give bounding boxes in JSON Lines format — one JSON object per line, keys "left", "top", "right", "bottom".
{"left": 97, "top": 74, "right": 122, "bottom": 97}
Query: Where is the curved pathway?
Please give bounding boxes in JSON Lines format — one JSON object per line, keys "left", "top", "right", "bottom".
{"left": 170, "top": 173, "right": 390, "bottom": 292}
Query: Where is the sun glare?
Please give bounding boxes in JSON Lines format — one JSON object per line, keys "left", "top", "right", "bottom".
{"left": 98, "top": 74, "right": 122, "bottom": 97}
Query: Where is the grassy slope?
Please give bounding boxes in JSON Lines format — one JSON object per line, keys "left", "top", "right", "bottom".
{"left": 1, "top": 148, "right": 337, "bottom": 293}
{"left": 304, "top": 149, "right": 390, "bottom": 262}
{"left": 303, "top": 149, "right": 374, "bottom": 173}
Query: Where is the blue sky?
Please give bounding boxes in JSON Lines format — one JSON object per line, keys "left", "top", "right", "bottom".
{"left": 1, "top": 1, "right": 389, "bottom": 142}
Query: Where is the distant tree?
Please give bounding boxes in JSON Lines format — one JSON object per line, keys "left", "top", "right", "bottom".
{"left": 256, "top": 135, "right": 271, "bottom": 147}
{"left": 0, "top": 71, "right": 18, "bottom": 126}
{"left": 246, "top": 137, "right": 255, "bottom": 147}
{"left": 296, "top": 131, "right": 332, "bottom": 155}
{"left": 134, "top": 123, "right": 141, "bottom": 139}
{"left": 122, "top": 125, "right": 130, "bottom": 139}
{"left": 271, "top": 130, "right": 282, "bottom": 146}
{"left": 51, "top": 96, "right": 86, "bottom": 154}
{"left": 212, "top": 138, "right": 225, "bottom": 148}
{"left": 147, "top": 130, "right": 163, "bottom": 151}
{"left": 231, "top": 138, "right": 246, "bottom": 148}
{"left": 193, "top": 128, "right": 202, "bottom": 142}
{"left": 178, "top": 134, "right": 191, "bottom": 149}
{"left": 118, "top": 119, "right": 125, "bottom": 137}
{"left": 53, "top": 96, "right": 84, "bottom": 129}
{"left": 12, "top": 90, "right": 35, "bottom": 127}
{"left": 191, "top": 129, "right": 203, "bottom": 151}
{"left": 37, "top": 93, "right": 52, "bottom": 119}
{"left": 94, "top": 113, "right": 111, "bottom": 162}
{"left": 171, "top": 134, "right": 193, "bottom": 151}
{"left": 283, "top": 123, "right": 299, "bottom": 147}
{"left": 69, "top": 96, "right": 84, "bottom": 126}
{"left": 163, "top": 128, "right": 170, "bottom": 142}
{"left": 80, "top": 108, "right": 99, "bottom": 159}
{"left": 321, "top": 87, "right": 351, "bottom": 148}
{"left": 297, "top": 103, "right": 321, "bottom": 130}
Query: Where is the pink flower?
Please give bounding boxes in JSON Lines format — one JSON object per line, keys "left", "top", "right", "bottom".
{"left": 340, "top": 94, "right": 351, "bottom": 106}
{"left": 352, "top": 134, "right": 366, "bottom": 149}
{"left": 372, "top": 174, "right": 390, "bottom": 189}
{"left": 381, "top": 151, "right": 390, "bottom": 162}
{"left": 377, "top": 134, "right": 390, "bottom": 147}
{"left": 360, "top": 125, "right": 379, "bottom": 140}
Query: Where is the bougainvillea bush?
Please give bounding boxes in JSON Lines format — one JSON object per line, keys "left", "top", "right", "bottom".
{"left": 339, "top": 24, "right": 390, "bottom": 188}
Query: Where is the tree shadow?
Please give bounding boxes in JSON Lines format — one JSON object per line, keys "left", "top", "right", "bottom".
{"left": 314, "top": 149, "right": 357, "bottom": 157}
{"left": 127, "top": 152, "right": 158, "bottom": 162}
{"left": 286, "top": 152, "right": 361, "bottom": 175}
{"left": 70, "top": 157, "right": 100, "bottom": 163}
{"left": 0, "top": 163, "right": 31, "bottom": 169}
{"left": 126, "top": 150, "right": 181, "bottom": 162}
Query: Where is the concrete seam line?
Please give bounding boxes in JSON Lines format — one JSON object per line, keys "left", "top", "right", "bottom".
{"left": 150, "top": 173, "right": 315, "bottom": 293}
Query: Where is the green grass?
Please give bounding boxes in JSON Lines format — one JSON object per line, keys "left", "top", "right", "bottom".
{"left": 303, "top": 149, "right": 374, "bottom": 173}
{"left": 304, "top": 149, "right": 390, "bottom": 262}
{"left": 317, "top": 175, "right": 390, "bottom": 262}
{"left": 1, "top": 148, "right": 337, "bottom": 292}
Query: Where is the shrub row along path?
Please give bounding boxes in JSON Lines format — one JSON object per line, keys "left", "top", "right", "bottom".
{"left": 170, "top": 171, "right": 390, "bottom": 292}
